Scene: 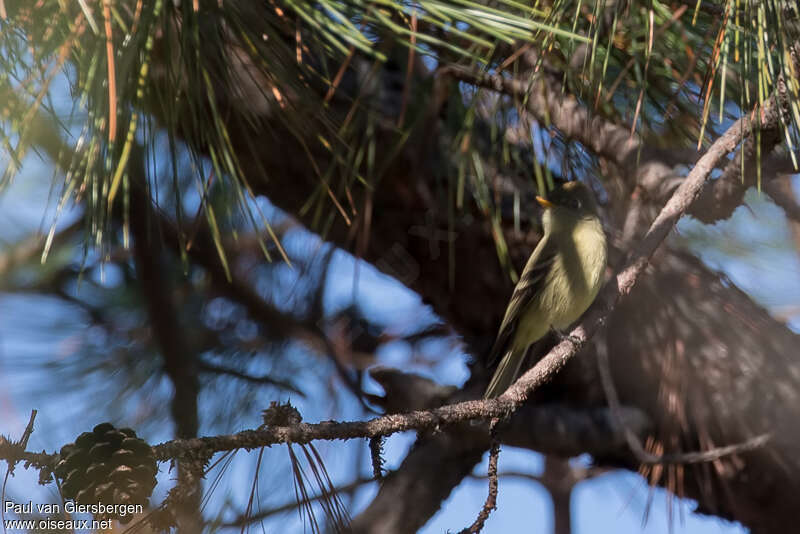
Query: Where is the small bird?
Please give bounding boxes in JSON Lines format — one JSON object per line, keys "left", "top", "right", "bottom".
{"left": 484, "top": 180, "right": 607, "bottom": 399}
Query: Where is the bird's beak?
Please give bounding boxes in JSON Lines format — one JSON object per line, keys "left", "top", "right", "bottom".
{"left": 536, "top": 196, "right": 555, "bottom": 209}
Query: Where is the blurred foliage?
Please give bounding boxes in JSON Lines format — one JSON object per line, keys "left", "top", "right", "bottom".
{"left": 0, "top": 0, "right": 798, "bottom": 256}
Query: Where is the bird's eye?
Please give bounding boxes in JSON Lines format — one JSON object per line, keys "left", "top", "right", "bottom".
{"left": 573, "top": 198, "right": 582, "bottom": 210}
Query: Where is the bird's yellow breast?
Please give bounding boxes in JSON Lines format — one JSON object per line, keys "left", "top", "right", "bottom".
{"left": 513, "top": 217, "right": 607, "bottom": 350}
{"left": 547, "top": 217, "right": 607, "bottom": 327}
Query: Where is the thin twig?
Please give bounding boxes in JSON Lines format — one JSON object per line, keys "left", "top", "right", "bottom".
{"left": 1, "top": 410, "right": 38, "bottom": 529}
{"left": 369, "top": 436, "right": 384, "bottom": 480}
{"left": 17, "top": 410, "right": 37, "bottom": 450}
{"left": 0, "top": 410, "right": 38, "bottom": 469}
{"left": 459, "top": 432, "right": 500, "bottom": 534}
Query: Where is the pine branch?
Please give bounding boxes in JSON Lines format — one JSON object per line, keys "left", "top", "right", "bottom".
{"left": 442, "top": 58, "right": 795, "bottom": 225}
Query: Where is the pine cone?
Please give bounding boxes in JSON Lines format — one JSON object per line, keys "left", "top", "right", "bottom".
{"left": 54, "top": 423, "right": 157, "bottom": 523}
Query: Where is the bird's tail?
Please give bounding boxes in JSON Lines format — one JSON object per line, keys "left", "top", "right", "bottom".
{"left": 484, "top": 349, "right": 525, "bottom": 399}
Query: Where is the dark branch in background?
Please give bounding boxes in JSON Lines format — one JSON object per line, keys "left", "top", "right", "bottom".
{"left": 439, "top": 66, "right": 640, "bottom": 169}
{"left": 308, "top": 247, "right": 376, "bottom": 405}
{"left": 155, "top": 207, "right": 318, "bottom": 343}
{"left": 366, "top": 366, "right": 457, "bottom": 414}
{"left": 441, "top": 64, "right": 792, "bottom": 226}
{"left": 128, "top": 168, "right": 203, "bottom": 532}
{"left": 129, "top": 185, "right": 199, "bottom": 441}
{"left": 499, "top": 404, "right": 650, "bottom": 457}
{"left": 197, "top": 360, "right": 305, "bottom": 397}
{"left": 150, "top": 195, "right": 379, "bottom": 409}
{"left": 0, "top": 220, "right": 81, "bottom": 283}
{"left": 146, "top": 193, "right": 384, "bottom": 406}
{"left": 543, "top": 457, "right": 575, "bottom": 534}
{"left": 766, "top": 175, "right": 800, "bottom": 224}
{"left": 766, "top": 175, "right": 800, "bottom": 276}
{"left": 367, "top": 367, "right": 651, "bottom": 458}
{"left": 686, "top": 108, "right": 788, "bottom": 224}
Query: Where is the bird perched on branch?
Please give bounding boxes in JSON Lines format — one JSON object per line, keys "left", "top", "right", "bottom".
{"left": 484, "top": 180, "right": 607, "bottom": 399}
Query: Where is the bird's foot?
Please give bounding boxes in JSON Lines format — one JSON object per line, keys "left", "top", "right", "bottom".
{"left": 551, "top": 326, "right": 583, "bottom": 346}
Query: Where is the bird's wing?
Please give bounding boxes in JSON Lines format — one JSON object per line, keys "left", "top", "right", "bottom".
{"left": 487, "top": 234, "right": 557, "bottom": 367}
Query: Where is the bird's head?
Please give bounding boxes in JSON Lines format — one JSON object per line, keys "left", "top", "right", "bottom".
{"left": 536, "top": 181, "right": 600, "bottom": 231}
